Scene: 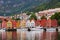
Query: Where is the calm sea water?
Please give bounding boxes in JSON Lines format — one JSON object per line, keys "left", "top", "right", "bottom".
{"left": 0, "top": 31, "right": 60, "bottom": 40}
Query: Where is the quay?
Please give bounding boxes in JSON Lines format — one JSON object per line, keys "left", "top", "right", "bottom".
{"left": 0, "top": 27, "right": 59, "bottom": 32}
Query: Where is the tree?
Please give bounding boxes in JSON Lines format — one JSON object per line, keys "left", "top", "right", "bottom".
{"left": 31, "top": 0, "right": 60, "bottom": 12}
{"left": 0, "top": 20, "right": 2, "bottom": 23}
{"left": 29, "top": 13, "right": 37, "bottom": 20}
{"left": 12, "top": 16, "right": 20, "bottom": 21}
{"left": 15, "top": 18, "right": 20, "bottom": 20}
{"left": 41, "top": 16, "right": 47, "bottom": 19}
{"left": 50, "top": 15, "right": 55, "bottom": 20}
{"left": 26, "top": 11, "right": 32, "bottom": 15}
{"left": 50, "top": 12, "right": 60, "bottom": 20}
{"left": 58, "top": 19, "right": 60, "bottom": 26}
{"left": 12, "top": 17, "right": 15, "bottom": 20}
{"left": 50, "top": 12, "right": 60, "bottom": 26}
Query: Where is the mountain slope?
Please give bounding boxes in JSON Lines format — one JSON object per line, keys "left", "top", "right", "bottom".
{"left": 0, "top": 0, "right": 60, "bottom": 16}
{"left": 31, "top": 0, "right": 60, "bottom": 12}
{"left": 0, "top": 0, "right": 50, "bottom": 16}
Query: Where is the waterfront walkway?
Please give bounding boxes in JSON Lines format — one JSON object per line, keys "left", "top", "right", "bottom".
{"left": 0, "top": 27, "right": 60, "bottom": 32}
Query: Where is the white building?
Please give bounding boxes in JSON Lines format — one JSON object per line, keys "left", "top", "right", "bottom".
{"left": 26, "top": 20, "right": 31, "bottom": 27}
{"left": 30, "top": 20, "right": 35, "bottom": 27}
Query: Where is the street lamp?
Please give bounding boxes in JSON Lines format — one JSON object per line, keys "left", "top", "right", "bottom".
{"left": 4, "top": 14, "right": 6, "bottom": 17}
{"left": 4, "top": 13, "right": 6, "bottom": 18}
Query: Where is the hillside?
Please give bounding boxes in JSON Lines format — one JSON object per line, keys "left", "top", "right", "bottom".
{"left": 0, "top": 0, "right": 50, "bottom": 16}
{"left": 0, "top": 0, "right": 60, "bottom": 16}
{"left": 31, "top": 0, "right": 60, "bottom": 12}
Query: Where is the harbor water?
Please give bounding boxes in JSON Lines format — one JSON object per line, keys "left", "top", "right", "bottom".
{"left": 0, "top": 30, "right": 60, "bottom": 40}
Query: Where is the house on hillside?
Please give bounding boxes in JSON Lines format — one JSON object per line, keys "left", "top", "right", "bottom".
{"left": 35, "top": 8, "right": 60, "bottom": 20}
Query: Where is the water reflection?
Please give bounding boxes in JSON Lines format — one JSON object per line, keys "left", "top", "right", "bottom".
{"left": 2, "top": 31, "right": 6, "bottom": 40}
{"left": 12, "top": 32, "right": 17, "bottom": 40}
{"left": 0, "top": 31, "right": 60, "bottom": 40}
{"left": 0, "top": 32, "right": 2, "bottom": 40}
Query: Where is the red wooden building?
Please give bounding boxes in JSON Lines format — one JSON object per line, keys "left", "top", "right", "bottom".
{"left": 35, "top": 20, "right": 40, "bottom": 26}
{"left": 46, "top": 19, "right": 51, "bottom": 28}
{"left": 51, "top": 19, "right": 58, "bottom": 27}
{"left": 12, "top": 20, "right": 17, "bottom": 28}
{"left": 2, "top": 21, "right": 7, "bottom": 28}
{"left": 40, "top": 19, "right": 47, "bottom": 27}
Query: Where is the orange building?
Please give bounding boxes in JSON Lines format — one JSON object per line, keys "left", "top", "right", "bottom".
{"left": 16, "top": 20, "right": 20, "bottom": 28}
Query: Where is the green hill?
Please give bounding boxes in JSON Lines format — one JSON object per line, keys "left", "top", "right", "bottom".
{"left": 30, "top": 0, "right": 60, "bottom": 12}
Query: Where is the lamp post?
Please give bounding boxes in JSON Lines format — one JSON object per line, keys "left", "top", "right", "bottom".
{"left": 4, "top": 14, "right": 6, "bottom": 17}
{"left": 4, "top": 13, "right": 7, "bottom": 19}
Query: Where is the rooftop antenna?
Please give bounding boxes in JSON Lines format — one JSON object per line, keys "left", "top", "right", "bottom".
{"left": 20, "top": 11, "right": 23, "bottom": 20}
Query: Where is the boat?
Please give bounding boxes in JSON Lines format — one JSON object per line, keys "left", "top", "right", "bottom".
{"left": 0, "top": 29, "right": 5, "bottom": 32}
{"left": 31, "top": 28, "right": 43, "bottom": 31}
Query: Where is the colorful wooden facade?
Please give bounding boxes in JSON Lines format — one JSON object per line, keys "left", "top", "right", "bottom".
{"left": 40, "top": 19, "right": 47, "bottom": 27}
{"left": 12, "top": 20, "right": 16, "bottom": 27}
{"left": 46, "top": 19, "right": 51, "bottom": 28}
{"left": 7, "top": 20, "right": 12, "bottom": 29}
{"left": 2, "top": 21, "right": 7, "bottom": 28}
{"left": 35, "top": 20, "right": 40, "bottom": 26}
{"left": 26, "top": 20, "right": 31, "bottom": 27}
{"left": 30, "top": 20, "right": 35, "bottom": 27}
{"left": 1, "top": 19, "right": 58, "bottom": 29}
{"left": 20, "top": 20, "right": 26, "bottom": 28}
{"left": 16, "top": 20, "right": 20, "bottom": 28}
{"left": 51, "top": 19, "right": 58, "bottom": 27}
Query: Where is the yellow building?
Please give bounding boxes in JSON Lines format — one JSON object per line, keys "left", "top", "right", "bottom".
{"left": 7, "top": 20, "right": 12, "bottom": 29}
{"left": 20, "top": 20, "right": 26, "bottom": 28}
